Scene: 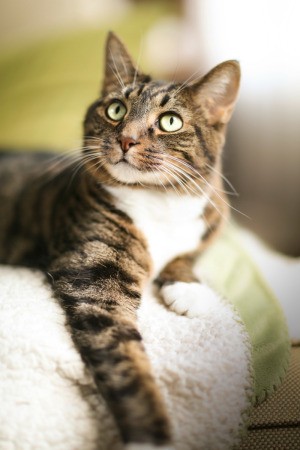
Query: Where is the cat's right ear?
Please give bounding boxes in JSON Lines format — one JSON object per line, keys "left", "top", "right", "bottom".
{"left": 189, "top": 60, "right": 241, "bottom": 126}
{"left": 102, "top": 32, "right": 142, "bottom": 96}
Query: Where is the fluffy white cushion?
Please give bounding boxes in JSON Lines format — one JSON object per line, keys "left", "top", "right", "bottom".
{"left": 0, "top": 265, "right": 252, "bottom": 450}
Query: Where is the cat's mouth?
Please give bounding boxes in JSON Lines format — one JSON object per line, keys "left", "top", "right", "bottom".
{"left": 114, "top": 154, "right": 146, "bottom": 172}
{"left": 117, "top": 157, "right": 131, "bottom": 166}
{"left": 103, "top": 146, "right": 164, "bottom": 185}
{"left": 113, "top": 156, "right": 138, "bottom": 172}
{"left": 107, "top": 160, "right": 161, "bottom": 185}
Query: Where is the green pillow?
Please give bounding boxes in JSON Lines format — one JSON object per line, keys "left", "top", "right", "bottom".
{"left": 200, "top": 225, "right": 290, "bottom": 404}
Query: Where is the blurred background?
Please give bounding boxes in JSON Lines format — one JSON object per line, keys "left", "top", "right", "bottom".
{"left": 0, "top": 0, "right": 299, "bottom": 256}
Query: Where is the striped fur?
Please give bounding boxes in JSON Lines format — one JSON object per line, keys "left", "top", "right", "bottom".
{"left": 0, "top": 32, "right": 240, "bottom": 447}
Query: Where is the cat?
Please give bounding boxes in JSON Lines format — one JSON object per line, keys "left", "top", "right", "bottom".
{"left": 0, "top": 32, "right": 240, "bottom": 449}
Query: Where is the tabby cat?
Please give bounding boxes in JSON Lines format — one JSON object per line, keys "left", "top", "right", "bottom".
{"left": 0, "top": 32, "right": 240, "bottom": 449}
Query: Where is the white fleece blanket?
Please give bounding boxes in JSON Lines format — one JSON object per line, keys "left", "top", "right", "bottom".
{"left": 0, "top": 260, "right": 252, "bottom": 450}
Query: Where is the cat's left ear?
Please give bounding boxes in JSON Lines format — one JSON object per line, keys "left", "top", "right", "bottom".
{"left": 189, "top": 60, "right": 241, "bottom": 126}
{"left": 102, "top": 32, "right": 146, "bottom": 96}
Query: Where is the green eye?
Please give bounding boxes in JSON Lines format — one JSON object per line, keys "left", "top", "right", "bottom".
{"left": 106, "top": 100, "right": 127, "bottom": 121}
{"left": 159, "top": 113, "right": 183, "bottom": 132}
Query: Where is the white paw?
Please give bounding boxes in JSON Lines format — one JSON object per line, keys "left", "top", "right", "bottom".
{"left": 125, "top": 444, "right": 175, "bottom": 450}
{"left": 161, "top": 282, "right": 221, "bottom": 318}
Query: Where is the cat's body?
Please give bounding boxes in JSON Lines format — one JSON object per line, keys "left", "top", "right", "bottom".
{"left": 0, "top": 33, "right": 240, "bottom": 449}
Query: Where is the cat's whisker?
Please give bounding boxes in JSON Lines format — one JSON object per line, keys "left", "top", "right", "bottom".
{"left": 109, "top": 48, "right": 125, "bottom": 89}
{"left": 163, "top": 159, "right": 207, "bottom": 195}
{"left": 83, "top": 136, "right": 103, "bottom": 145}
{"left": 150, "top": 168, "right": 169, "bottom": 193}
{"left": 66, "top": 153, "right": 105, "bottom": 187}
{"left": 108, "top": 57, "right": 125, "bottom": 90}
{"left": 129, "top": 154, "right": 163, "bottom": 170}
{"left": 132, "top": 36, "right": 144, "bottom": 88}
{"left": 82, "top": 151, "right": 103, "bottom": 160}
{"left": 163, "top": 160, "right": 227, "bottom": 218}
{"left": 165, "top": 163, "right": 209, "bottom": 199}
{"left": 167, "top": 158, "right": 249, "bottom": 219}
{"left": 171, "top": 55, "right": 181, "bottom": 84}
{"left": 169, "top": 162, "right": 243, "bottom": 223}
{"left": 163, "top": 154, "right": 228, "bottom": 194}
{"left": 119, "top": 53, "right": 128, "bottom": 78}
{"left": 137, "top": 178, "right": 149, "bottom": 188}
{"left": 127, "top": 153, "right": 203, "bottom": 198}
{"left": 82, "top": 160, "right": 106, "bottom": 179}
{"left": 173, "top": 67, "right": 204, "bottom": 96}
{"left": 38, "top": 148, "right": 81, "bottom": 169}
{"left": 164, "top": 154, "right": 239, "bottom": 197}
{"left": 157, "top": 170, "right": 178, "bottom": 194}
{"left": 31, "top": 150, "right": 89, "bottom": 186}
{"left": 164, "top": 155, "right": 197, "bottom": 178}
{"left": 204, "top": 162, "right": 239, "bottom": 196}
{"left": 162, "top": 159, "right": 213, "bottom": 224}
{"left": 37, "top": 144, "right": 99, "bottom": 171}
{"left": 67, "top": 161, "right": 90, "bottom": 189}
{"left": 79, "top": 153, "right": 105, "bottom": 170}
{"left": 158, "top": 167, "right": 183, "bottom": 197}
{"left": 83, "top": 143, "right": 100, "bottom": 150}
{"left": 86, "top": 158, "right": 106, "bottom": 175}
{"left": 160, "top": 163, "right": 198, "bottom": 197}
{"left": 40, "top": 152, "right": 80, "bottom": 172}
{"left": 162, "top": 165, "right": 207, "bottom": 200}
{"left": 162, "top": 160, "right": 229, "bottom": 222}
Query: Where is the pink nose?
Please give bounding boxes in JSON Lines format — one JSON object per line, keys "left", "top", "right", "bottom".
{"left": 119, "top": 136, "right": 138, "bottom": 152}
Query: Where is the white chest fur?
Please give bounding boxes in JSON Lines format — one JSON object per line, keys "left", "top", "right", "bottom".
{"left": 106, "top": 186, "right": 207, "bottom": 278}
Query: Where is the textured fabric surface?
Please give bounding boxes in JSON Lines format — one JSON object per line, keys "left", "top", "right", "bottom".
{"left": 239, "top": 343, "right": 300, "bottom": 449}
{"left": 199, "top": 225, "right": 291, "bottom": 403}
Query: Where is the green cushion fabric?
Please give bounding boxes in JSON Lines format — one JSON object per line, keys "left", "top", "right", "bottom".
{"left": 0, "top": 18, "right": 290, "bottom": 406}
{"left": 200, "top": 225, "right": 290, "bottom": 404}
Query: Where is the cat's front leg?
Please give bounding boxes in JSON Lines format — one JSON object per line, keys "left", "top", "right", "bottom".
{"left": 155, "top": 254, "right": 221, "bottom": 318}
{"left": 48, "top": 248, "right": 173, "bottom": 449}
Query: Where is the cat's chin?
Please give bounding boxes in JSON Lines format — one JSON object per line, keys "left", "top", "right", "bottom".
{"left": 107, "top": 162, "right": 161, "bottom": 185}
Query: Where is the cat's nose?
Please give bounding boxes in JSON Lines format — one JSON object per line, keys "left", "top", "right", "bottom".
{"left": 118, "top": 136, "right": 139, "bottom": 153}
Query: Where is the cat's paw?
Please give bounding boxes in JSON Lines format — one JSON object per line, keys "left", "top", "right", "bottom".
{"left": 161, "top": 282, "right": 221, "bottom": 318}
{"left": 124, "top": 444, "right": 175, "bottom": 450}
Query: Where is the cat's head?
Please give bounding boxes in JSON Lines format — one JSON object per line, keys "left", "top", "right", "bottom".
{"left": 83, "top": 32, "right": 240, "bottom": 192}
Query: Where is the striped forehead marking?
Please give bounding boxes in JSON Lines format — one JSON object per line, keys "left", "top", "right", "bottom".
{"left": 123, "top": 82, "right": 179, "bottom": 104}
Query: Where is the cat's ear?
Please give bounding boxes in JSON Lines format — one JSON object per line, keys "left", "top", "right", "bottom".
{"left": 189, "top": 60, "right": 240, "bottom": 126}
{"left": 102, "top": 32, "right": 144, "bottom": 95}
